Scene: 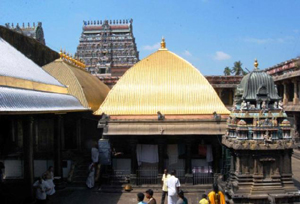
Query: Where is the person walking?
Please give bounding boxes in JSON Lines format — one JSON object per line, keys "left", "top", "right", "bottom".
{"left": 208, "top": 183, "right": 225, "bottom": 204}
{"left": 176, "top": 190, "right": 188, "bottom": 204}
{"left": 161, "top": 169, "right": 170, "bottom": 204}
{"left": 137, "top": 192, "right": 147, "bottom": 204}
{"left": 145, "top": 189, "right": 157, "bottom": 204}
{"left": 167, "top": 170, "right": 180, "bottom": 204}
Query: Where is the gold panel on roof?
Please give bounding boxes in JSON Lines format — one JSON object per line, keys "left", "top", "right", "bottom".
{"left": 43, "top": 59, "right": 110, "bottom": 112}
{"left": 96, "top": 48, "right": 230, "bottom": 115}
{"left": 0, "top": 75, "right": 68, "bottom": 94}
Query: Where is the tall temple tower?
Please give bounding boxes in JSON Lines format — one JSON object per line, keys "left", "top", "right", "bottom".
{"left": 76, "top": 19, "right": 139, "bottom": 76}
{"left": 222, "top": 60, "right": 300, "bottom": 203}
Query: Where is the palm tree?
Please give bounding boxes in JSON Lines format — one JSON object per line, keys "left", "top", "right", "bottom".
{"left": 223, "top": 66, "right": 231, "bottom": 76}
{"left": 231, "top": 61, "right": 247, "bottom": 75}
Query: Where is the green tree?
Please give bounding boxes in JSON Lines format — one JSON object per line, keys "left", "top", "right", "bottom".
{"left": 231, "top": 61, "right": 247, "bottom": 75}
{"left": 223, "top": 66, "right": 231, "bottom": 76}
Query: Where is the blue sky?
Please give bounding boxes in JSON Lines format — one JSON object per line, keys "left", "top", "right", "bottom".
{"left": 1, "top": 0, "right": 300, "bottom": 75}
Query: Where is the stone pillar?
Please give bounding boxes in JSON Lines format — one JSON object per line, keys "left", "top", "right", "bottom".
{"left": 76, "top": 118, "right": 81, "bottom": 151}
{"left": 293, "top": 79, "right": 299, "bottom": 104}
{"left": 157, "top": 139, "right": 165, "bottom": 174}
{"left": 129, "top": 138, "right": 137, "bottom": 185}
{"left": 23, "top": 116, "right": 34, "bottom": 200}
{"left": 254, "top": 158, "right": 258, "bottom": 175}
{"left": 218, "top": 88, "right": 223, "bottom": 98}
{"left": 157, "top": 139, "right": 166, "bottom": 184}
{"left": 54, "top": 115, "right": 65, "bottom": 189}
{"left": 283, "top": 82, "right": 288, "bottom": 104}
{"left": 235, "top": 155, "right": 241, "bottom": 175}
{"left": 230, "top": 152, "right": 235, "bottom": 174}
{"left": 229, "top": 89, "right": 233, "bottom": 105}
{"left": 185, "top": 138, "right": 193, "bottom": 184}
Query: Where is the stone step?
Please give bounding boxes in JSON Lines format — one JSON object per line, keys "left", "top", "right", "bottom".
{"left": 98, "top": 184, "right": 210, "bottom": 193}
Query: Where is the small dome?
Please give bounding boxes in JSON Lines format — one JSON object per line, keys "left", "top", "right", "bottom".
{"left": 235, "top": 63, "right": 280, "bottom": 102}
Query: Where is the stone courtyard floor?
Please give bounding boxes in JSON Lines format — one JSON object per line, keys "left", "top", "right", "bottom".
{"left": 44, "top": 156, "right": 300, "bottom": 204}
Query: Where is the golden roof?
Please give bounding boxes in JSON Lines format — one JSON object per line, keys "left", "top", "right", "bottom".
{"left": 96, "top": 43, "right": 229, "bottom": 115}
{"left": 43, "top": 59, "right": 110, "bottom": 112}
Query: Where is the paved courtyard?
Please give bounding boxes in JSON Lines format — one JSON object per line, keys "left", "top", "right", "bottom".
{"left": 45, "top": 157, "right": 300, "bottom": 204}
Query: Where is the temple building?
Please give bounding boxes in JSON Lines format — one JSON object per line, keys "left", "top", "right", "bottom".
{"left": 266, "top": 57, "right": 300, "bottom": 136}
{"left": 96, "top": 38, "right": 230, "bottom": 186}
{"left": 76, "top": 19, "right": 139, "bottom": 76}
{"left": 222, "top": 60, "right": 300, "bottom": 203}
{"left": 0, "top": 37, "right": 87, "bottom": 200}
{"left": 0, "top": 32, "right": 111, "bottom": 201}
{"left": 5, "top": 22, "right": 46, "bottom": 45}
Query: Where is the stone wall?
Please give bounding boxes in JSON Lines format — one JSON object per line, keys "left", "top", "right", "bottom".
{"left": 0, "top": 25, "right": 59, "bottom": 66}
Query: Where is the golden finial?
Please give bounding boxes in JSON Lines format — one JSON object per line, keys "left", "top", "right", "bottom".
{"left": 160, "top": 36, "right": 166, "bottom": 49}
{"left": 254, "top": 59, "right": 259, "bottom": 70}
{"left": 59, "top": 48, "right": 63, "bottom": 59}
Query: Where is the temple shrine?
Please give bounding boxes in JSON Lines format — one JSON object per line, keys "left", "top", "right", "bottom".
{"left": 222, "top": 60, "right": 300, "bottom": 203}
{"left": 96, "top": 38, "right": 230, "bottom": 186}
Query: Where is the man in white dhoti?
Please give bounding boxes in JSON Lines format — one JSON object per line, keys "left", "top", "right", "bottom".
{"left": 167, "top": 170, "right": 180, "bottom": 204}
{"left": 86, "top": 163, "right": 95, "bottom": 188}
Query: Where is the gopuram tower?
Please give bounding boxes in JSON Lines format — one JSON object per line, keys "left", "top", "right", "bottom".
{"left": 222, "top": 60, "right": 300, "bottom": 204}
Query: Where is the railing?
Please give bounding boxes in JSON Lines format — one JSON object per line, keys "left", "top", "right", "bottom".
{"left": 175, "top": 169, "right": 186, "bottom": 183}
{"left": 193, "top": 173, "right": 217, "bottom": 185}
{"left": 109, "top": 169, "right": 131, "bottom": 185}
{"left": 136, "top": 169, "right": 158, "bottom": 185}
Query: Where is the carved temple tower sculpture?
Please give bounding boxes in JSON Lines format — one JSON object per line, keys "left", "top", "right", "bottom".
{"left": 76, "top": 19, "right": 139, "bottom": 76}
{"left": 222, "top": 59, "right": 300, "bottom": 204}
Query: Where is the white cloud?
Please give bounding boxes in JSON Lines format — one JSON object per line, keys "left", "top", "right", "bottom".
{"left": 213, "top": 51, "right": 231, "bottom": 61}
{"left": 244, "top": 37, "right": 273, "bottom": 44}
{"left": 182, "top": 50, "right": 192, "bottom": 57}
{"left": 243, "top": 36, "right": 294, "bottom": 44}
{"left": 142, "top": 43, "right": 160, "bottom": 51}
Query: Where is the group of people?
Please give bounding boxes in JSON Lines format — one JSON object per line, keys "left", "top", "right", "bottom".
{"left": 33, "top": 166, "right": 56, "bottom": 203}
{"left": 158, "top": 169, "right": 225, "bottom": 204}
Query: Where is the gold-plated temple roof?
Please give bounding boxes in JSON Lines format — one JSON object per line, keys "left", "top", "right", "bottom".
{"left": 96, "top": 49, "right": 230, "bottom": 115}
{"left": 43, "top": 59, "right": 110, "bottom": 112}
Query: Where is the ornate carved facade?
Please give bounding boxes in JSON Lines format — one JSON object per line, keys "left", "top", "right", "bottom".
{"left": 76, "top": 19, "right": 139, "bottom": 76}
{"left": 222, "top": 60, "right": 300, "bottom": 203}
{"left": 5, "top": 22, "right": 45, "bottom": 45}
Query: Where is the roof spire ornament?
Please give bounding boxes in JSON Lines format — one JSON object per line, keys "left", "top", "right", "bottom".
{"left": 254, "top": 58, "right": 259, "bottom": 70}
{"left": 160, "top": 37, "right": 166, "bottom": 50}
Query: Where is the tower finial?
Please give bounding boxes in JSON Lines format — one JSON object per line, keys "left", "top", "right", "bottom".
{"left": 254, "top": 58, "right": 259, "bottom": 70}
{"left": 160, "top": 37, "right": 166, "bottom": 49}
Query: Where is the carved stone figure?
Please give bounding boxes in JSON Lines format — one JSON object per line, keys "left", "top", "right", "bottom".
{"left": 264, "top": 131, "right": 272, "bottom": 146}
{"left": 279, "top": 100, "right": 283, "bottom": 109}
{"left": 240, "top": 100, "right": 247, "bottom": 111}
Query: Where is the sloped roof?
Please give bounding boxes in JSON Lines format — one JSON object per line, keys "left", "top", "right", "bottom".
{"left": 0, "top": 38, "right": 61, "bottom": 86}
{"left": 43, "top": 59, "right": 110, "bottom": 112}
{"left": 0, "top": 38, "right": 87, "bottom": 113}
{"left": 96, "top": 48, "right": 230, "bottom": 115}
{"left": 0, "top": 86, "right": 85, "bottom": 114}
